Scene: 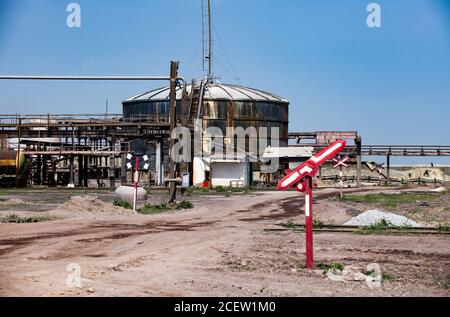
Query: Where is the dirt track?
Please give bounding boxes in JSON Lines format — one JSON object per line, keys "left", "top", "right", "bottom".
{"left": 0, "top": 189, "right": 449, "bottom": 296}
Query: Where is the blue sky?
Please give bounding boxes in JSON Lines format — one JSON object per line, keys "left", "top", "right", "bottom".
{"left": 0, "top": 0, "right": 449, "bottom": 163}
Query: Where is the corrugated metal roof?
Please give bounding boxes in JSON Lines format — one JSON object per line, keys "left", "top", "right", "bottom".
{"left": 124, "top": 83, "right": 288, "bottom": 103}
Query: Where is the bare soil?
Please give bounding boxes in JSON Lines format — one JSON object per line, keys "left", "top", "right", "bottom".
{"left": 0, "top": 187, "right": 449, "bottom": 296}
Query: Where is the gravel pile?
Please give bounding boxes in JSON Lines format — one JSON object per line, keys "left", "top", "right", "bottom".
{"left": 344, "top": 209, "right": 420, "bottom": 227}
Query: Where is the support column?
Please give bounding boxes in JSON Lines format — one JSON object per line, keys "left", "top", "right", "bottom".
{"left": 168, "top": 61, "right": 179, "bottom": 202}
{"left": 356, "top": 155, "right": 362, "bottom": 188}
{"left": 109, "top": 155, "right": 116, "bottom": 188}
{"left": 83, "top": 156, "right": 89, "bottom": 187}
{"left": 386, "top": 155, "right": 390, "bottom": 186}
{"left": 42, "top": 155, "right": 48, "bottom": 185}
{"left": 36, "top": 155, "right": 42, "bottom": 185}
{"left": 50, "top": 158, "right": 55, "bottom": 186}
{"left": 155, "top": 141, "right": 162, "bottom": 186}
{"left": 68, "top": 156, "right": 74, "bottom": 187}
{"left": 78, "top": 155, "right": 83, "bottom": 187}
{"left": 121, "top": 153, "right": 127, "bottom": 185}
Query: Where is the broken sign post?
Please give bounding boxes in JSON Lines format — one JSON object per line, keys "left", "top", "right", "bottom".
{"left": 278, "top": 140, "right": 346, "bottom": 269}
{"left": 332, "top": 155, "right": 350, "bottom": 199}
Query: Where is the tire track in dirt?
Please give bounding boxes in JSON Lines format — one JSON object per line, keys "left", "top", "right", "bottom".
{"left": 0, "top": 220, "right": 218, "bottom": 257}
{"left": 238, "top": 188, "right": 369, "bottom": 222}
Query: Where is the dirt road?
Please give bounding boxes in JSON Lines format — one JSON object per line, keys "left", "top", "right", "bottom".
{"left": 0, "top": 189, "right": 449, "bottom": 296}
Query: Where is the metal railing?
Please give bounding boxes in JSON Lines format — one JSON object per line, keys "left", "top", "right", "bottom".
{"left": 361, "top": 145, "right": 450, "bottom": 156}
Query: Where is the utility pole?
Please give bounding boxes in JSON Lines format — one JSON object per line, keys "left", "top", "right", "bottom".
{"left": 15, "top": 117, "right": 21, "bottom": 188}
{"left": 202, "top": 0, "right": 213, "bottom": 80}
{"left": 207, "top": 0, "right": 212, "bottom": 79}
{"left": 168, "top": 61, "right": 179, "bottom": 203}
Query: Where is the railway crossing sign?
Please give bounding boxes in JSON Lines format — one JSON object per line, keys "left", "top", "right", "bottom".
{"left": 333, "top": 155, "right": 350, "bottom": 168}
{"left": 278, "top": 140, "right": 346, "bottom": 269}
{"left": 333, "top": 155, "right": 350, "bottom": 199}
{"left": 126, "top": 153, "right": 150, "bottom": 211}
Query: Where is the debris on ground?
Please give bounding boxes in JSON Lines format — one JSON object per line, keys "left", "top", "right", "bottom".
{"left": 430, "top": 187, "right": 446, "bottom": 193}
{"left": 344, "top": 209, "right": 420, "bottom": 227}
{"left": 418, "top": 201, "right": 430, "bottom": 207}
{"left": 52, "top": 196, "right": 138, "bottom": 215}
{"left": 325, "top": 264, "right": 383, "bottom": 288}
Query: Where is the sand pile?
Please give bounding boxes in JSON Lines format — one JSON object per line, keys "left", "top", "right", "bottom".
{"left": 52, "top": 195, "right": 138, "bottom": 215}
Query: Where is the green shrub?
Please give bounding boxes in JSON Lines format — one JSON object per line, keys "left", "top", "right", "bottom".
{"left": 313, "top": 219, "right": 324, "bottom": 229}
{"left": 355, "top": 219, "right": 392, "bottom": 235}
{"left": 283, "top": 220, "right": 297, "bottom": 229}
{"left": 0, "top": 213, "right": 55, "bottom": 223}
{"left": 316, "top": 262, "right": 344, "bottom": 272}
{"left": 215, "top": 186, "right": 227, "bottom": 193}
{"left": 113, "top": 199, "right": 133, "bottom": 210}
{"left": 437, "top": 224, "right": 450, "bottom": 233}
{"left": 138, "top": 201, "right": 193, "bottom": 214}
{"left": 177, "top": 201, "right": 193, "bottom": 210}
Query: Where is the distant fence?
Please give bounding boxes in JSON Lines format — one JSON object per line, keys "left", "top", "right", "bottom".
{"left": 319, "top": 175, "right": 449, "bottom": 186}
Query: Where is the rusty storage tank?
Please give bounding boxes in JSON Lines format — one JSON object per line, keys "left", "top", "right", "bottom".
{"left": 122, "top": 82, "right": 289, "bottom": 186}
{"left": 123, "top": 83, "right": 289, "bottom": 144}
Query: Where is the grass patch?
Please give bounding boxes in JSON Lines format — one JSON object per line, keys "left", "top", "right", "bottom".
{"left": 444, "top": 207, "right": 450, "bottom": 212}
{"left": 435, "top": 276, "right": 450, "bottom": 289}
{"left": 215, "top": 186, "right": 227, "bottom": 193}
{"left": 354, "top": 219, "right": 393, "bottom": 235}
{"left": 339, "top": 192, "right": 441, "bottom": 208}
{"left": 113, "top": 199, "right": 133, "bottom": 210}
{"left": 139, "top": 202, "right": 170, "bottom": 214}
{"left": 281, "top": 219, "right": 325, "bottom": 230}
{"left": 0, "top": 213, "right": 55, "bottom": 223}
{"left": 437, "top": 224, "right": 450, "bottom": 233}
{"left": 382, "top": 272, "right": 395, "bottom": 282}
{"left": 316, "top": 262, "right": 344, "bottom": 272}
{"left": 313, "top": 219, "right": 324, "bottom": 229}
{"left": 215, "top": 186, "right": 253, "bottom": 196}
{"left": 176, "top": 200, "right": 193, "bottom": 210}
{"left": 138, "top": 201, "right": 193, "bottom": 215}
{"left": 283, "top": 220, "right": 297, "bottom": 229}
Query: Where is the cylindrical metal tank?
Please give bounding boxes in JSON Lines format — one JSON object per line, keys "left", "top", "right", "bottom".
{"left": 0, "top": 151, "right": 28, "bottom": 187}
{"left": 122, "top": 83, "right": 289, "bottom": 186}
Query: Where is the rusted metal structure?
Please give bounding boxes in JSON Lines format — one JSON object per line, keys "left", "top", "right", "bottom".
{"left": 0, "top": 113, "right": 170, "bottom": 187}
{"left": 0, "top": 62, "right": 185, "bottom": 195}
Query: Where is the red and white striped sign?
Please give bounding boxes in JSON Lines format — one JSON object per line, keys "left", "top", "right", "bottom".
{"left": 277, "top": 139, "right": 346, "bottom": 269}
{"left": 278, "top": 140, "right": 346, "bottom": 190}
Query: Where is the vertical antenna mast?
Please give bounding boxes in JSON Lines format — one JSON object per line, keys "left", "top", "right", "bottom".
{"left": 202, "top": 0, "right": 213, "bottom": 81}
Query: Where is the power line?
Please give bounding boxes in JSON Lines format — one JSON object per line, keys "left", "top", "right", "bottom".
{"left": 213, "top": 57, "right": 240, "bottom": 84}
{"left": 212, "top": 23, "right": 241, "bottom": 84}
{"left": 185, "top": 40, "right": 202, "bottom": 77}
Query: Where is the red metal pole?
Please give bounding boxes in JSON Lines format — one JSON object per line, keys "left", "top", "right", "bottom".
{"left": 304, "top": 176, "right": 314, "bottom": 269}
